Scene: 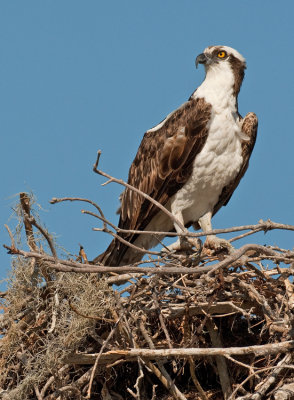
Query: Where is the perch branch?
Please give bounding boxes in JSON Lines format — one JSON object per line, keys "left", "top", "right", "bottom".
{"left": 92, "top": 219, "right": 294, "bottom": 240}
{"left": 4, "top": 243, "right": 293, "bottom": 276}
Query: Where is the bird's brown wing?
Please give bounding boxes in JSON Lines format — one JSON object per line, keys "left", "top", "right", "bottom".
{"left": 96, "top": 97, "right": 212, "bottom": 265}
{"left": 212, "top": 112, "right": 258, "bottom": 217}
{"left": 120, "top": 98, "right": 212, "bottom": 231}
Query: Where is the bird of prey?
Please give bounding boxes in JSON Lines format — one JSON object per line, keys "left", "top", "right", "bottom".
{"left": 96, "top": 45, "right": 258, "bottom": 266}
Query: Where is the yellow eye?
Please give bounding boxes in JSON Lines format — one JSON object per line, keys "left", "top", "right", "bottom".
{"left": 217, "top": 51, "right": 227, "bottom": 58}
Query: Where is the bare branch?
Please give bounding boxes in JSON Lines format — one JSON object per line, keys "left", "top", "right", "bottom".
{"left": 93, "top": 150, "right": 186, "bottom": 232}
{"left": 188, "top": 357, "right": 209, "bottom": 400}
{"left": 86, "top": 315, "right": 122, "bottom": 398}
{"left": 50, "top": 196, "right": 107, "bottom": 230}
{"left": 4, "top": 224, "right": 15, "bottom": 250}
{"left": 4, "top": 242, "right": 293, "bottom": 277}
{"left": 64, "top": 340, "right": 294, "bottom": 365}
{"left": 206, "top": 318, "right": 232, "bottom": 399}
{"left": 27, "top": 215, "right": 58, "bottom": 260}
{"left": 93, "top": 219, "right": 294, "bottom": 239}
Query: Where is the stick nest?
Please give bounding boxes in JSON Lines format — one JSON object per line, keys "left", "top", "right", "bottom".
{"left": 1, "top": 193, "right": 294, "bottom": 400}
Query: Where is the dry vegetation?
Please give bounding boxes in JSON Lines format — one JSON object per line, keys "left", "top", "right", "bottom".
{"left": 1, "top": 164, "right": 294, "bottom": 399}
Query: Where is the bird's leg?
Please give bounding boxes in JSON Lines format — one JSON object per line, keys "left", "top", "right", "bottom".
{"left": 198, "top": 212, "right": 233, "bottom": 254}
{"left": 161, "top": 212, "right": 200, "bottom": 253}
{"left": 162, "top": 213, "right": 187, "bottom": 253}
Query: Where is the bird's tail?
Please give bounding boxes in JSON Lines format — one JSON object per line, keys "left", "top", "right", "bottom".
{"left": 92, "top": 239, "right": 121, "bottom": 266}
{"left": 92, "top": 238, "right": 143, "bottom": 266}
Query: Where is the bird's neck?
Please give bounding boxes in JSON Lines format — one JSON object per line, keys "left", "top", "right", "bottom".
{"left": 193, "top": 65, "right": 240, "bottom": 113}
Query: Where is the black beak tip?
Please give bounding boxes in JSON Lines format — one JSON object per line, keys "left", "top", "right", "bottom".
{"left": 195, "top": 53, "right": 207, "bottom": 69}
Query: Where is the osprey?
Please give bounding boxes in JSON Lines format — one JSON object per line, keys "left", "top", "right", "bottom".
{"left": 96, "top": 45, "right": 258, "bottom": 266}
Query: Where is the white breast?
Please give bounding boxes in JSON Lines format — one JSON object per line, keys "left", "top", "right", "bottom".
{"left": 170, "top": 110, "right": 243, "bottom": 224}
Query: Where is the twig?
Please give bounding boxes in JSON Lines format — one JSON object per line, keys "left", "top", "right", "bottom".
{"left": 19, "top": 193, "right": 58, "bottom": 260}
{"left": 152, "top": 290, "right": 174, "bottom": 349}
{"left": 134, "top": 360, "right": 145, "bottom": 400}
{"left": 127, "top": 364, "right": 144, "bottom": 400}
{"left": 144, "top": 360, "right": 188, "bottom": 400}
{"left": 106, "top": 272, "right": 144, "bottom": 285}
{"left": 229, "top": 228, "right": 261, "bottom": 243}
{"left": 91, "top": 215, "right": 161, "bottom": 256}
{"left": 207, "top": 244, "right": 292, "bottom": 278}
{"left": 224, "top": 354, "right": 255, "bottom": 371}
{"left": 206, "top": 318, "right": 232, "bottom": 399}
{"left": 57, "top": 385, "right": 81, "bottom": 397}
{"left": 19, "top": 192, "right": 38, "bottom": 252}
{"left": 48, "top": 292, "right": 59, "bottom": 334}
{"left": 93, "top": 150, "right": 186, "bottom": 232}
{"left": 151, "top": 384, "right": 158, "bottom": 400}
{"left": 250, "top": 354, "right": 292, "bottom": 400}
{"left": 234, "top": 278, "right": 276, "bottom": 320}
{"left": 188, "top": 356, "right": 209, "bottom": 400}
{"left": 152, "top": 290, "right": 177, "bottom": 372}
{"left": 69, "top": 301, "right": 115, "bottom": 323}
{"left": 28, "top": 215, "right": 58, "bottom": 260}
{"left": 227, "top": 354, "right": 293, "bottom": 400}
{"left": 138, "top": 318, "right": 187, "bottom": 400}
{"left": 50, "top": 196, "right": 107, "bottom": 229}
{"left": 86, "top": 315, "right": 122, "bottom": 399}
{"left": 34, "top": 385, "right": 43, "bottom": 400}
{"left": 4, "top": 224, "right": 15, "bottom": 250}
{"left": 40, "top": 366, "right": 69, "bottom": 397}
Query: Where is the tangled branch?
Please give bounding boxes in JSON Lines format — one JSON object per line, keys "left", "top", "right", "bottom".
{"left": 1, "top": 160, "right": 294, "bottom": 400}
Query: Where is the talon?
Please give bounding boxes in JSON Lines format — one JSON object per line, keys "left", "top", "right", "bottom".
{"left": 161, "top": 236, "right": 202, "bottom": 254}
{"left": 204, "top": 235, "right": 234, "bottom": 255}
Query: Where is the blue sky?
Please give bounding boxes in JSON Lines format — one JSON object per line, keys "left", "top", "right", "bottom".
{"left": 1, "top": 1, "right": 293, "bottom": 285}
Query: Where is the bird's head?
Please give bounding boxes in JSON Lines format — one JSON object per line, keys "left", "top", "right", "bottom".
{"left": 196, "top": 46, "right": 247, "bottom": 96}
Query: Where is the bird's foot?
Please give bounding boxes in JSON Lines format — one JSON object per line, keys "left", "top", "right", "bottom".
{"left": 204, "top": 235, "right": 234, "bottom": 255}
{"left": 161, "top": 236, "right": 202, "bottom": 255}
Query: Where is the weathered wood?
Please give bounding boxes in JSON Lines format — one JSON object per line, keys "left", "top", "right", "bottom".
{"left": 64, "top": 340, "right": 294, "bottom": 365}
{"left": 159, "top": 301, "right": 256, "bottom": 319}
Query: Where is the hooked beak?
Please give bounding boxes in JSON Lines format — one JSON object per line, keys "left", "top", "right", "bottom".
{"left": 195, "top": 53, "right": 208, "bottom": 68}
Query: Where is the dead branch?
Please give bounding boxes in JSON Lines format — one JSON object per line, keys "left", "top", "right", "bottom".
{"left": 250, "top": 354, "right": 293, "bottom": 400}
{"left": 206, "top": 318, "right": 232, "bottom": 399}
{"left": 138, "top": 318, "right": 187, "bottom": 400}
{"left": 4, "top": 242, "right": 293, "bottom": 275}
{"left": 93, "top": 150, "right": 186, "bottom": 232}
{"left": 64, "top": 341, "right": 294, "bottom": 364}
{"left": 87, "top": 315, "right": 122, "bottom": 398}
{"left": 273, "top": 382, "right": 294, "bottom": 400}
{"left": 188, "top": 356, "right": 209, "bottom": 400}
{"left": 90, "top": 214, "right": 294, "bottom": 239}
